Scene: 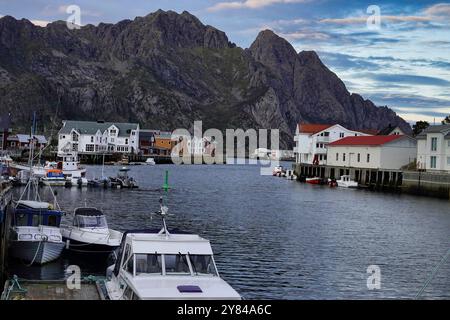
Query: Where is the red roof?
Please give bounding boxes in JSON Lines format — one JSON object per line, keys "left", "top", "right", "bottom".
{"left": 328, "top": 135, "right": 404, "bottom": 146}
{"left": 298, "top": 123, "right": 333, "bottom": 134}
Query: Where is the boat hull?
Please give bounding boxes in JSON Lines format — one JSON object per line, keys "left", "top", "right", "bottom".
{"left": 306, "top": 178, "right": 321, "bottom": 185}
{"left": 63, "top": 238, "right": 120, "bottom": 254}
{"left": 9, "top": 241, "right": 64, "bottom": 265}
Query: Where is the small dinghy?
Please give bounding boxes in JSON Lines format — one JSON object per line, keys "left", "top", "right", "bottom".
{"left": 61, "top": 207, "right": 123, "bottom": 254}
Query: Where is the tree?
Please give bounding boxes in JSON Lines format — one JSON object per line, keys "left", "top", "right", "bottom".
{"left": 412, "top": 121, "right": 430, "bottom": 136}
{"left": 442, "top": 115, "right": 450, "bottom": 124}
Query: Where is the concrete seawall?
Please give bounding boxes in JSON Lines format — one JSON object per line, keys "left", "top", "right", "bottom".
{"left": 402, "top": 171, "right": 450, "bottom": 199}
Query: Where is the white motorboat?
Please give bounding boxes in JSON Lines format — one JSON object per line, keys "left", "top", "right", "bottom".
{"left": 336, "top": 175, "right": 358, "bottom": 188}
{"left": 144, "top": 158, "right": 156, "bottom": 165}
{"left": 9, "top": 200, "right": 65, "bottom": 265}
{"left": 34, "top": 152, "right": 87, "bottom": 180}
{"left": 41, "top": 169, "right": 67, "bottom": 186}
{"left": 104, "top": 173, "right": 241, "bottom": 300}
{"left": 109, "top": 167, "right": 138, "bottom": 188}
{"left": 272, "top": 165, "right": 284, "bottom": 176}
{"left": 61, "top": 207, "right": 123, "bottom": 253}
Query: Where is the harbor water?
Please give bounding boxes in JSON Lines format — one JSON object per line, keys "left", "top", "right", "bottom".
{"left": 8, "top": 162, "right": 450, "bottom": 299}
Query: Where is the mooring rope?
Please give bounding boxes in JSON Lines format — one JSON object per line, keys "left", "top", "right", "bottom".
{"left": 415, "top": 246, "right": 450, "bottom": 299}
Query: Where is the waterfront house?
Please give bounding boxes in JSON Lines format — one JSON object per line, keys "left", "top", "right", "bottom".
{"left": 58, "top": 120, "right": 139, "bottom": 155}
{"left": 294, "top": 123, "right": 372, "bottom": 165}
{"left": 7, "top": 134, "right": 48, "bottom": 150}
{"left": 416, "top": 124, "right": 450, "bottom": 172}
{"left": 326, "top": 135, "right": 417, "bottom": 170}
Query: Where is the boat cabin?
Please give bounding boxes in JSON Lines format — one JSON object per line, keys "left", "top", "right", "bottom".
{"left": 73, "top": 208, "right": 108, "bottom": 229}
{"left": 13, "top": 201, "right": 63, "bottom": 227}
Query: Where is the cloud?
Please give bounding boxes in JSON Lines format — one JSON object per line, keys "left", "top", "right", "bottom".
{"left": 208, "top": 0, "right": 308, "bottom": 12}
{"left": 318, "top": 52, "right": 380, "bottom": 71}
{"left": 366, "top": 73, "right": 450, "bottom": 87}
{"left": 320, "top": 15, "right": 431, "bottom": 25}
{"left": 280, "top": 30, "right": 331, "bottom": 41}
{"left": 319, "top": 3, "right": 450, "bottom": 26}
{"left": 424, "top": 3, "right": 450, "bottom": 18}
{"left": 30, "top": 20, "right": 51, "bottom": 27}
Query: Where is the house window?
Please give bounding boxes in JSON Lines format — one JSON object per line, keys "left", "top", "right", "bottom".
{"left": 132, "top": 131, "right": 136, "bottom": 136}
{"left": 86, "top": 144, "right": 95, "bottom": 152}
{"left": 110, "top": 129, "right": 117, "bottom": 136}
{"left": 72, "top": 132, "right": 78, "bottom": 142}
{"left": 357, "top": 153, "right": 361, "bottom": 162}
{"left": 340, "top": 133, "right": 344, "bottom": 138}
{"left": 343, "top": 153, "right": 346, "bottom": 162}
{"left": 447, "top": 157, "right": 450, "bottom": 166}
{"left": 111, "top": 138, "right": 115, "bottom": 143}
{"left": 336, "top": 153, "right": 339, "bottom": 161}
{"left": 430, "top": 156, "right": 437, "bottom": 169}
{"left": 91, "top": 136, "right": 94, "bottom": 143}
{"left": 72, "top": 143, "right": 78, "bottom": 151}
{"left": 431, "top": 137, "right": 437, "bottom": 151}
{"left": 324, "top": 132, "right": 330, "bottom": 137}
{"left": 367, "top": 154, "right": 370, "bottom": 163}
{"left": 125, "top": 139, "right": 129, "bottom": 145}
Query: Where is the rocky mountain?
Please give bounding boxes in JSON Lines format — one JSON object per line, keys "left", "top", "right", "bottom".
{"left": 0, "top": 10, "right": 410, "bottom": 148}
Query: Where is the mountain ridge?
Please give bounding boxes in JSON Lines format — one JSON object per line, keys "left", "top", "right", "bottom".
{"left": 0, "top": 10, "right": 411, "bottom": 147}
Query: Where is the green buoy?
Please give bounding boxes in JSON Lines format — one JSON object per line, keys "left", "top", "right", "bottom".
{"left": 163, "top": 170, "right": 169, "bottom": 192}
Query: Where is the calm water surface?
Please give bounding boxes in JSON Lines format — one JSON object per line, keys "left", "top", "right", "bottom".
{"left": 9, "top": 163, "right": 450, "bottom": 299}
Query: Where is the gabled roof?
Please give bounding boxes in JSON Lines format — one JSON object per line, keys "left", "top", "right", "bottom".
{"left": 9, "top": 134, "right": 47, "bottom": 144}
{"left": 328, "top": 135, "right": 405, "bottom": 146}
{"left": 297, "top": 123, "right": 333, "bottom": 134}
{"left": 416, "top": 124, "right": 450, "bottom": 139}
{"left": 59, "top": 120, "right": 138, "bottom": 137}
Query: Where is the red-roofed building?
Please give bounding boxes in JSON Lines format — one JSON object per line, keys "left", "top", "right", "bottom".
{"left": 294, "top": 123, "right": 372, "bottom": 165}
{"left": 327, "top": 135, "right": 417, "bottom": 170}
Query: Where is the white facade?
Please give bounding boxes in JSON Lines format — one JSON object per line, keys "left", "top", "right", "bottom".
{"left": 294, "top": 124, "right": 371, "bottom": 165}
{"left": 58, "top": 121, "right": 140, "bottom": 155}
{"left": 327, "top": 136, "right": 417, "bottom": 170}
{"left": 416, "top": 125, "right": 450, "bottom": 172}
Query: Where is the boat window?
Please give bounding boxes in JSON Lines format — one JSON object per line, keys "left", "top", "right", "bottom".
{"left": 15, "top": 213, "right": 28, "bottom": 226}
{"left": 122, "top": 286, "right": 134, "bottom": 300}
{"left": 47, "top": 215, "right": 58, "bottom": 227}
{"left": 32, "top": 214, "right": 42, "bottom": 227}
{"left": 164, "top": 254, "right": 191, "bottom": 275}
{"left": 75, "top": 215, "right": 108, "bottom": 228}
{"left": 135, "top": 254, "right": 162, "bottom": 275}
{"left": 189, "top": 255, "right": 218, "bottom": 276}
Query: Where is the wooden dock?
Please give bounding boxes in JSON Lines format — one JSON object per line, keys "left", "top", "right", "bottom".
{"left": 1, "top": 278, "right": 106, "bottom": 300}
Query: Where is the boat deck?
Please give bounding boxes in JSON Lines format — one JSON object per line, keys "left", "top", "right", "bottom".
{"left": 2, "top": 279, "right": 105, "bottom": 300}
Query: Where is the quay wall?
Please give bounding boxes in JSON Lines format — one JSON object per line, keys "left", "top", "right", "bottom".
{"left": 402, "top": 171, "right": 450, "bottom": 199}
{"left": 0, "top": 185, "right": 12, "bottom": 285}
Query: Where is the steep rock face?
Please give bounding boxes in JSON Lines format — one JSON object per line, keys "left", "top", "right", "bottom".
{"left": 248, "top": 30, "right": 410, "bottom": 135}
{"left": 0, "top": 11, "right": 410, "bottom": 148}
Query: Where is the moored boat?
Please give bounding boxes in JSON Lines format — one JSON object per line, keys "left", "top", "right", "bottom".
{"left": 336, "top": 175, "right": 358, "bottom": 188}
{"left": 306, "top": 177, "right": 321, "bottom": 184}
{"left": 41, "top": 169, "right": 67, "bottom": 186}
{"left": 61, "top": 207, "right": 123, "bottom": 253}
{"left": 103, "top": 172, "right": 241, "bottom": 300}
{"left": 9, "top": 200, "right": 65, "bottom": 265}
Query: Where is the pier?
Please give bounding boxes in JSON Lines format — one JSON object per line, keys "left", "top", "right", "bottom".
{"left": 293, "top": 163, "right": 403, "bottom": 189}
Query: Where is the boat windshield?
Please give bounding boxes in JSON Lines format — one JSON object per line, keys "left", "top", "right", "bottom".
{"left": 135, "top": 254, "right": 163, "bottom": 275}
{"left": 189, "top": 255, "right": 218, "bottom": 276}
{"left": 74, "top": 215, "right": 108, "bottom": 228}
{"left": 132, "top": 253, "right": 217, "bottom": 276}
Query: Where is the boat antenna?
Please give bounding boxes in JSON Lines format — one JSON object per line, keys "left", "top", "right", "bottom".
{"left": 157, "top": 170, "right": 170, "bottom": 237}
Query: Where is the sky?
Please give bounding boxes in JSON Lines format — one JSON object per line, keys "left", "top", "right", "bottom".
{"left": 1, "top": 0, "right": 450, "bottom": 125}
